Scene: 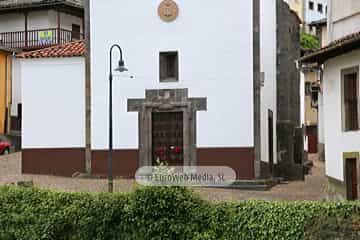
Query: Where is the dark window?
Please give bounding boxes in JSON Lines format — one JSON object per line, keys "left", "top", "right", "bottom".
{"left": 318, "top": 3, "right": 323, "bottom": 13}
{"left": 71, "top": 24, "right": 81, "bottom": 40}
{"left": 160, "top": 51, "right": 179, "bottom": 82}
{"left": 343, "top": 68, "right": 359, "bottom": 131}
{"left": 305, "top": 82, "right": 312, "bottom": 96}
{"left": 309, "top": 1, "right": 314, "bottom": 10}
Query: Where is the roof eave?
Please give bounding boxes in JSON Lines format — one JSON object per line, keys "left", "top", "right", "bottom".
{"left": 18, "top": 54, "right": 85, "bottom": 59}
{"left": 309, "top": 18, "right": 327, "bottom": 27}
{"left": 300, "top": 38, "right": 360, "bottom": 64}
{"left": 0, "top": 2, "right": 83, "bottom": 16}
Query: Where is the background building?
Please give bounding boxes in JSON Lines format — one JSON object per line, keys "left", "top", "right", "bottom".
{"left": 0, "top": 0, "right": 84, "bottom": 149}
{"left": 284, "top": 0, "right": 327, "bottom": 23}
{"left": 301, "top": 0, "right": 360, "bottom": 200}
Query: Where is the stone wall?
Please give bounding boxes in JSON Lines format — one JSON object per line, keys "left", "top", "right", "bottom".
{"left": 276, "top": 0, "right": 303, "bottom": 179}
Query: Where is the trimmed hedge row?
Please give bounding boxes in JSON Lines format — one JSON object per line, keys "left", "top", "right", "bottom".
{"left": 0, "top": 186, "right": 358, "bottom": 240}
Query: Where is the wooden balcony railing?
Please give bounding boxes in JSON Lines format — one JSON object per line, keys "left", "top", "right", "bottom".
{"left": 0, "top": 28, "right": 84, "bottom": 50}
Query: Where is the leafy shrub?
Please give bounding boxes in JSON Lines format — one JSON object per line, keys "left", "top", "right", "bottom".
{"left": 0, "top": 186, "right": 358, "bottom": 240}
{"left": 301, "top": 32, "right": 320, "bottom": 50}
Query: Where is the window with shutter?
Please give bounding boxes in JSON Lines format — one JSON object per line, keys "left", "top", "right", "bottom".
{"left": 342, "top": 67, "right": 359, "bottom": 131}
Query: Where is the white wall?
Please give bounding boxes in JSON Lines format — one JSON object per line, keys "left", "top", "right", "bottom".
{"left": 320, "top": 25, "right": 328, "bottom": 46}
{"left": 332, "top": 14, "right": 360, "bottom": 41}
{"left": 300, "top": 72, "right": 307, "bottom": 151}
{"left": 90, "top": 0, "right": 254, "bottom": 150}
{"left": 318, "top": 91, "right": 325, "bottom": 145}
{"left": 21, "top": 57, "right": 85, "bottom": 148}
{"left": 305, "top": 0, "right": 327, "bottom": 23}
{"left": 328, "top": 0, "right": 360, "bottom": 41}
{"left": 331, "top": 0, "right": 360, "bottom": 22}
{"left": 260, "top": 0, "right": 277, "bottom": 163}
{"left": 323, "top": 49, "right": 360, "bottom": 181}
{"left": 1, "top": 10, "right": 84, "bottom": 118}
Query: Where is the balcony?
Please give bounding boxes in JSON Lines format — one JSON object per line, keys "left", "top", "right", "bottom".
{"left": 0, "top": 28, "right": 84, "bottom": 50}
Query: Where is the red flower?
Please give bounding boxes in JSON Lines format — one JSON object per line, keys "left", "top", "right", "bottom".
{"left": 173, "top": 146, "right": 182, "bottom": 154}
{"left": 155, "top": 146, "right": 166, "bottom": 157}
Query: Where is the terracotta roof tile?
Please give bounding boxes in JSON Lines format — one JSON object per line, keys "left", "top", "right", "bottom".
{"left": 300, "top": 31, "right": 360, "bottom": 63}
{"left": 16, "top": 40, "right": 85, "bottom": 59}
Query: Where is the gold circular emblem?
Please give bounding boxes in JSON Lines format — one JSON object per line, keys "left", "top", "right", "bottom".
{"left": 158, "top": 0, "right": 179, "bottom": 22}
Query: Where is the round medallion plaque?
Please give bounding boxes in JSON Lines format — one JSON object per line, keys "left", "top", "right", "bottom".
{"left": 158, "top": 0, "right": 179, "bottom": 22}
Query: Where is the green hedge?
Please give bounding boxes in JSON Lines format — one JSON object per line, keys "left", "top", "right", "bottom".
{"left": 0, "top": 186, "right": 358, "bottom": 240}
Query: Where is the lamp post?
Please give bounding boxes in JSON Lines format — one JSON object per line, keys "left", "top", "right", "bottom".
{"left": 108, "top": 44, "right": 128, "bottom": 193}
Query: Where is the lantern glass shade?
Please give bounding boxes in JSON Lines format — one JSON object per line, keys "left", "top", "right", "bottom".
{"left": 114, "top": 60, "right": 128, "bottom": 72}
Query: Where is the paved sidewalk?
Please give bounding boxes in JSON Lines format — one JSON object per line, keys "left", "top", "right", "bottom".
{"left": 0, "top": 153, "right": 327, "bottom": 202}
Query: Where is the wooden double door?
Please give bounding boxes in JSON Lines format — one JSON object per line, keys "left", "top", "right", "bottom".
{"left": 152, "top": 112, "right": 184, "bottom": 166}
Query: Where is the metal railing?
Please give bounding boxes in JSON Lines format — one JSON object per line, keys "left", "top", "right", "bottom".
{"left": 0, "top": 28, "right": 84, "bottom": 50}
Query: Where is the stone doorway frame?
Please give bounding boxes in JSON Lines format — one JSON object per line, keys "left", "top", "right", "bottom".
{"left": 128, "top": 88, "right": 207, "bottom": 167}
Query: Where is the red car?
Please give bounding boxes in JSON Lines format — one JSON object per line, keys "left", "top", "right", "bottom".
{"left": 0, "top": 138, "right": 11, "bottom": 155}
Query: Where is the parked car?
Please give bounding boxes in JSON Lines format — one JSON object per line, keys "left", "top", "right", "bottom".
{"left": 0, "top": 137, "right": 11, "bottom": 155}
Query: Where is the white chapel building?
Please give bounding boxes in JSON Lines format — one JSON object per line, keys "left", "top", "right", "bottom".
{"left": 20, "top": 0, "right": 295, "bottom": 180}
{"left": 88, "top": 0, "right": 277, "bottom": 179}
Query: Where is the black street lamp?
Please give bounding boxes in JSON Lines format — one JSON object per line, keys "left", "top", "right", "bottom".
{"left": 108, "top": 44, "right": 128, "bottom": 193}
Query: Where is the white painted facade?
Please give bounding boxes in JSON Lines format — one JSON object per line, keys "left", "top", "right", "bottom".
{"left": 260, "top": 0, "right": 278, "bottom": 164}
{"left": 322, "top": 0, "right": 360, "bottom": 186}
{"left": 317, "top": 90, "right": 325, "bottom": 150}
{"left": 323, "top": 50, "right": 360, "bottom": 181}
{"left": 0, "top": 9, "right": 84, "bottom": 121}
{"left": 304, "top": 0, "right": 327, "bottom": 23}
{"left": 284, "top": 0, "right": 327, "bottom": 23}
{"left": 90, "top": 0, "right": 256, "bottom": 150}
{"left": 317, "top": 24, "right": 327, "bottom": 155}
{"left": 300, "top": 71, "right": 307, "bottom": 151}
{"left": 21, "top": 57, "right": 86, "bottom": 149}
{"left": 328, "top": 0, "right": 360, "bottom": 42}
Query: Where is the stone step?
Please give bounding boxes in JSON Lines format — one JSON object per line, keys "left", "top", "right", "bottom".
{"left": 206, "top": 178, "right": 282, "bottom": 191}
